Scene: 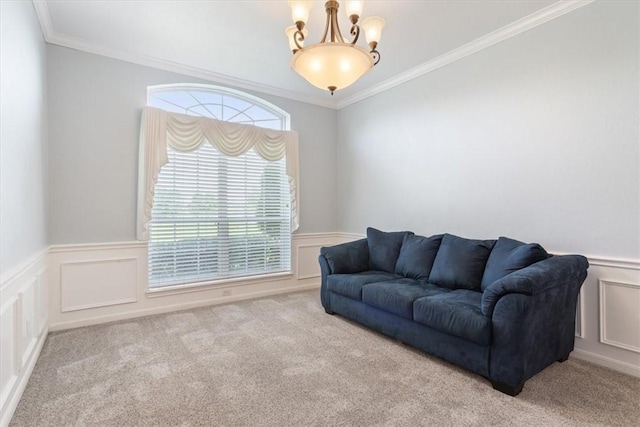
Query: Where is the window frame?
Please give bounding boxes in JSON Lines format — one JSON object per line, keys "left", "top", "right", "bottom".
{"left": 145, "top": 84, "right": 294, "bottom": 292}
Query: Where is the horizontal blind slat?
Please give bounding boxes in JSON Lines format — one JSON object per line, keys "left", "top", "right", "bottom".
{"left": 149, "top": 143, "right": 291, "bottom": 287}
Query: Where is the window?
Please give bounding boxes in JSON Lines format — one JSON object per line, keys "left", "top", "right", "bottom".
{"left": 146, "top": 85, "right": 292, "bottom": 288}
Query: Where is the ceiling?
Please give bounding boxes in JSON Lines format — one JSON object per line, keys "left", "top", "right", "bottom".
{"left": 35, "top": 0, "right": 583, "bottom": 108}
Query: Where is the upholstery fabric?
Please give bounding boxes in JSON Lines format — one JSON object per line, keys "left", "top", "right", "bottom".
{"left": 318, "top": 230, "right": 589, "bottom": 395}
{"left": 429, "top": 234, "right": 495, "bottom": 290}
{"left": 329, "top": 292, "right": 490, "bottom": 377}
{"left": 327, "top": 271, "right": 400, "bottom": 301}
{"left": 367, "top": 228, "right": 413, "bottom": 273}
{"left": 481, "top": 237, "right": 549, "bottom": 290}
{"left": 413, "top": 290, "right": 491, "bottom": 345}
{"left": 320, "top": 239, "right": 369, "bottom": 275}
{"left": 394, "top": 234, "right": 443, "bottom": 279}
{"left": 361, "top": 279, "right": 449, "bottom": 319}
{"left": 481, "top": 255, "right": 589, "bottom": 316}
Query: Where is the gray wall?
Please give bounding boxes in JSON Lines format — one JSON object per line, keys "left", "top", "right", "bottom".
{"left": 337, "top": 0, "right": 639, "bottom": 259}
{"left": 0, "top": 1, "right": 49, "bottom": 275}
{"left": 47, "top": 46, "right": 338, "bottom": 244}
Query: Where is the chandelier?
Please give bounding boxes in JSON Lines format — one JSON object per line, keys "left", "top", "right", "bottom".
{"left": 285, "top": 1, "right": 385, "bottom": 95}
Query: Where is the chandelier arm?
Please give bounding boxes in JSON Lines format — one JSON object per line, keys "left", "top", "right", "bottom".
{"left": 319, "top": 6, "right": 331, "bottom": 43}
{"left": 349, "top": 24, "right": 360, "bottom": 45}
{"left": 293, "top": 29, "right": 305, "bottom": 50}
{"left": 371, "top": 49, "right": 381, "bottom": 66}
{"left": 331, "top": 7, "right": 345, "bottom": 43}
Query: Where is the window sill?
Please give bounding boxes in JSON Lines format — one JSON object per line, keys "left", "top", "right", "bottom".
{"left": 145, "top": 271, "right": 294, "bottom": 298}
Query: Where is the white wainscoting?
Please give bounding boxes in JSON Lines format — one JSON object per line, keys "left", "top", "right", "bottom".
{"left": 599, "top": 280, "right": 640, "bottom": 354}
{"left": 0, "top": 250, "right": 48, "bottom": 427}
{"left": 571, "top": 257, "right": 640, "bottom": 377}
{"left": 47, "top": 233, "right": 342, "bottom": 331}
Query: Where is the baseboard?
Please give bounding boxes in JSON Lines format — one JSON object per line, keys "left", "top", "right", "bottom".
{"left": 571, "top": 349, "right": 640, "bottom": 378}
{"left": 49, "top": 282, "right": 320, "bottom": 331}
{"left": 0, "top": 328, "right": 48, "bottom": 427}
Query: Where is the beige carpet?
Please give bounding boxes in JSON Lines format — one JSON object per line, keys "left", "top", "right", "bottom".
{"left": 10, "top": 290, "right": 640, "bottom": 426}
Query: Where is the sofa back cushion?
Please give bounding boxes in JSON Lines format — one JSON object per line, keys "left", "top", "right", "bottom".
{"left": 428, "top": 234, "right": 495, "bottom": 290}
{"left": 394, "top": 234, "right": 443, "bottom": 280}
{"left": 480, "top": 236, "right": 549, "bottom": 291}
{"left": 367, "top": 227, "right": 413, "bottom": 273}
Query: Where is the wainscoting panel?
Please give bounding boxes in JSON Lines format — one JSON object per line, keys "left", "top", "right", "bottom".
{"left": 296, "top": 244, "right": 324, "bottom": 280}
{"left": 0, "top": 300, "right": 17, "bottom": 413}
{"left": 569, "top": 257, "right": 640, "bottom": 377}
{"left": 599, "top": 280, "right": 640, "bottom": 353}
{"left": 48, "top": 233, "right": 342, "bottom": 332}
{"left": 60, "top": 258, "right": 138, "bottom": 312}
{"left": 0, "top": 250, "right": 48, "bottom": 427}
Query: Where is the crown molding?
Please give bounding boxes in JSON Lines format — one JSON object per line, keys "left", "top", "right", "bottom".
{"left": 336, "top": 0, "right": 596, "bottom": 109}
{"left": 33, "top": 0, "right": 594, "bottom": 111}
{"left": 30, "top": 2, "right": 337, "bottom": 110}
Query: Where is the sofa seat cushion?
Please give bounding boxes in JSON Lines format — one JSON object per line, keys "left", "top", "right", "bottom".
{"left": 413, "top": 290, "right": 491, "bottom": 346}
{"left": 327, "top": 271, "right": 400, "bottom": 301}
{"left": 362, "top": 279, "right": 451, "bottom": 319}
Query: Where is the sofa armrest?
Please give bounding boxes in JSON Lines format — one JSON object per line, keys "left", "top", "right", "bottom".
{"left": 319, "top": 239, "right": 369, "bottom": 275}
{"left": 481, "top": 254, "right": 589, "bottom": 317}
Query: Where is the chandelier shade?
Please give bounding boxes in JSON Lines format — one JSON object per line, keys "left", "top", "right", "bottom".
{"left": 290, "top": 43, "right": 374, "bottom": 93}
{"left": 286, "top": 0, "right": 385, "bottom": 95}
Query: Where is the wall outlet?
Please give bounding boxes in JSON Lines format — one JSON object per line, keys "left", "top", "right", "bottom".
{"left": 222, "top": 289, "right": 231, "bottom": 296}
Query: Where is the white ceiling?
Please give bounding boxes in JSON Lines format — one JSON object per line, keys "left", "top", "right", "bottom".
{"left": 36, "top": 0, "right": 579, "bottom": 108}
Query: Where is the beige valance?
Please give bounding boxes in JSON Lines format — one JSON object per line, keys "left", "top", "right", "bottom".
{"left": 137, "top": 106, "right": 299, "bottom": 240}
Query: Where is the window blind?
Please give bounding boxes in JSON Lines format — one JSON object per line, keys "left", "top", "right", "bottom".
{"left": 148, "top": 143, "right": 291, "bottom": 288}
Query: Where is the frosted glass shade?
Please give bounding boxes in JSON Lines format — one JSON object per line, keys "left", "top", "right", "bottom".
{"left": 288, "top": 0, "right": 313, "bottom": 24}
{"left": 362, "top": 16, "right": 386, "bottom": 45}
{"left": 290, "top": 43, "right": 374, "bottom": 92}
{"left": 344, "top": 1, "right": 364, "bottom": 19}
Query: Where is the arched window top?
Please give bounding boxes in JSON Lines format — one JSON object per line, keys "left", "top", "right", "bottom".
{"left": 147, "top": 84, "right": 290, "bottom": 131}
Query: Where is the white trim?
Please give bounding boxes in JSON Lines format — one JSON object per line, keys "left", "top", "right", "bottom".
{"left": 571, "top": 348, "right": 640, "bottom": 378}
{"left": 31, "top": 0, "right": 335, "bottom": 110}
{"left": 49, "top": 241, "right": 146, "bottom": 253}
{"left": 0, "top": 328, "right": 48, "bottom": 427}
{"left": 586, "top": 257, "right": 640, "bottom": 271}
{"left": 296, "top": 244, "right": 324, "bottom": 280}
{"left": 336, "top": 0, "right": 595, "bottom": 109}
{"left": 145, "top": 272, "right": 294, "bottom": 298}
{"left": 0, "top": 247, "right": 48, "bottom": 291}
{"left": 31, "top": 0, "right": 595, "bottom": 110}
{"left": 49, "top": 282, "right": 320, "bottom": 332}
{"left": 599, "top": 280, "right": 640, "bottom": 354}
{"left": 148, "top": 83, "right": 292, "bottom": 131}
{"left": 575, "top": 289, "right": 584, "bottom": 339}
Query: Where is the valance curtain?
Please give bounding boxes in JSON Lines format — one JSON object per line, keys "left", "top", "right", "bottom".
{"left": 137, "top": 106, "right": 300, "bottom": 241}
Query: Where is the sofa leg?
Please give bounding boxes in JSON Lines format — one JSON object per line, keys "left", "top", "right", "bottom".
{"left": 491, "top": 381, "right": 524, "bottom": 396}
{"left": 557, "top": 354, "right": 570, "bottom": 363}
{"left": 324, "top": 308, "right": 335, "bottom": 315}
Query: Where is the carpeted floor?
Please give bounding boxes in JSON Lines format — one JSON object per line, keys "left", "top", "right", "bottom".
{"left": 10, "top": 290, "right": 640, "bottom": 426}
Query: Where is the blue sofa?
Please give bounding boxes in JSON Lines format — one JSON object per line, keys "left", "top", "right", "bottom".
{"left": 318, "top": 228, "right": 588, "bottom": 396}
